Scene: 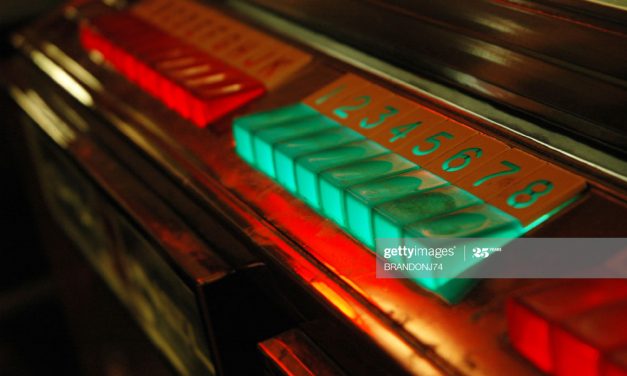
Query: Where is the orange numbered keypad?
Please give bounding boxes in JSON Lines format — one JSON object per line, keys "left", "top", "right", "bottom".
{"left": 394, "top": 120, "right": 478, "bottom": 167}
{"left": 357, "top": 96, "right": 447, "bottom": 149}
{"left": 490, "top": 164, "right": 586, "bottom": 226}
{"left": 425, "top": 133, "right": 510, "bottom": 183}
{"left": 298, "top": 73, "right": 587, "bottom": 227}
{"left": 456, "top": 149, "right": 546, "bottom": 200}
{"left": 302, "top": 74, "right": 371, "bottom": 115}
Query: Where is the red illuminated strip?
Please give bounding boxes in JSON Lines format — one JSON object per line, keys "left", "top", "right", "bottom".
{"left": 506, "top": 281, "right": 627, "bottom": 375}
{"left": 80, "top": 13, "right": 265, "bottom": 127}
{"left": 131, "top": 0, "right": 311, "bottom": 89}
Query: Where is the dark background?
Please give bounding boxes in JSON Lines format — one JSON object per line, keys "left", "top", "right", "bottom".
{"left": 1, "top": 1, "right": 81, "bottom": 374}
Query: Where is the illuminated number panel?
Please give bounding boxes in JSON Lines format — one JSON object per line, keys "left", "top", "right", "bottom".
{"left": 79, "top": 0, "right": 311, "bottom": 127}
{"left": 234, "top": 74, "right": 586, "bottom": 301}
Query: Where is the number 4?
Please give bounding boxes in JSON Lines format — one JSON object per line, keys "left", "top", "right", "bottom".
{"left": 389, "top": 122, "right": 420, "bottom": 143}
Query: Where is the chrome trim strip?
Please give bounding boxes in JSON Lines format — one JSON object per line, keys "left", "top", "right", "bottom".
{"left": 227, "top": 0, "right": 627, "bottom": 185}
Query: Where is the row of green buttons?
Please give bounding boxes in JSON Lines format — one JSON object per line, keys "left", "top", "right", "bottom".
{"left": 233, "top": 103, "right": 524, "bottom": 302}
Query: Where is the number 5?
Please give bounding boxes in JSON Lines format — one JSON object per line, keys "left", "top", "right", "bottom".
{"left": 413, "top": 132, "right": 453, "bottom": 156}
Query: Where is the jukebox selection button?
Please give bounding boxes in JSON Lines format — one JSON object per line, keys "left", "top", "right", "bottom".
{"left": 233, "top": 103, "right": 318, "bottom": 164}
{"left": 491, "top": 164, "right": 587, "bottom": 226}
{"left": 318, "top": 154, "right": 416, "bottom": 226}
{"left": 295, "top": 140, "right": 389, "bottom": 209}
{"left": 253, "top": 116, "right": 339, "bottom": 177}
{"left": 133, "top": 0, "right": 311, "bottom": 89}
{"left": 603, "top": 348, "right": 627, "bottom": 376}
{"left": 322, "top": 85, "right": 392, "bottom": 125}
{"left": 394, "top": 120, "right": 478, "bottom": 166}
{"left": 506, "top": 281, "right": 627, "bottom": 374}
{"left": 302, "top": 74, "right": 372, "bottom": 116}
{"left": 400, "top": 204, "right": 521, "bottom": 298}
{"left": 221, "top": 36, "right": 266, "bottom": 65}
{"left": 456, "top": 148, "right": 546, "bottom": 202}
{"left": 80, "top": 15, "right": 266, "bottom": 126}
{"left": 368, "top": 105, "right": 447, "bottom": 150}
{"left": 553, "top": 301, "right": 627, "bottom": 376}
{"left": 403, "top": 203, "right": 521, "bottom": 239}
{"left": 246, "top": 43, "right": 313, "bottom": 89}
{"left": 424, "top": 133, "right": 510, "bottom": 183}
{"left": 82, "top": 1, "right": 312, "bottom": 126}
{"left": 345, "top": 169, "right": 448, "bottom": 247}
{"left": 342, "top": 91, "right": 411, "bottom": 132}
{"left": 372, "top": 186, "right": 481, "bottom": 241}
{"left": 274, "top": 128, "right": 365, "bottom": 192}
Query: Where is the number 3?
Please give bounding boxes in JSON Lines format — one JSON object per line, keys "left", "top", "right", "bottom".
{"left": 360, "top": 106, "right": 398, "bottom": 129}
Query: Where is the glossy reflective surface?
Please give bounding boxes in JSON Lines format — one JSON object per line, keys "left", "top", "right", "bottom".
{"left": 10, "top": 1, "right": 627, "bottom": 375}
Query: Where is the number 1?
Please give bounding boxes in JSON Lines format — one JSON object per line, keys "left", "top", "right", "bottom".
{"left": 314, "top": 84, "right": 346, "bottom": 106}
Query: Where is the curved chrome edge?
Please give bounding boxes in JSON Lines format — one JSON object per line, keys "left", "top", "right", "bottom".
{"left": 226, "top": 0, "right": 627, "bottom": 187}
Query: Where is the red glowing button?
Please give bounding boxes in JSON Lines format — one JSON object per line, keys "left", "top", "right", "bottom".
{"left": 506, "top": 280, "right": 627, "bottom": 374}
{"left": 80, "top": 12, "right": 266, "bottom": 127}
{"left": 553, "top": 301, "right": 627, "bottom": 376}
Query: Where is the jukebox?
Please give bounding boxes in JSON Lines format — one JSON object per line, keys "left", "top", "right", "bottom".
{"left": 2, "top": 0, "right": 627, "bottom": 375}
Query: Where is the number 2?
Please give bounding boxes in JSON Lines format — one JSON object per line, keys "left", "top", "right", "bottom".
{"left": 333, "top": 96, "right": 371, "bottom": 119}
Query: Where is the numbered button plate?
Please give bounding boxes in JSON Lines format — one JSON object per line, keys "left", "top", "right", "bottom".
{"left": 302, "top": 74, "right": 370, "bottom": 115}
{"left": 491, "top": 164, "right": 586, "bottom": 226}
{"left": 233, "top": 70, "right": 588, "bottom": 302}
{"left": 425, "top": 134, "right": 510, "bottom": 183}
{"left": 456, "top": 149, "right": 546, "bottom": 202}
{"left": 394, "top": 120, "right": 478, "bottom": 167}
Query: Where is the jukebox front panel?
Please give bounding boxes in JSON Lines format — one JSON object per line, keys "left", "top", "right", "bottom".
{"left": 24, "top": 115, "right": 217, "bottom": 375}
{"left": 6, "top": 0, "right": 627, "bottom": 375}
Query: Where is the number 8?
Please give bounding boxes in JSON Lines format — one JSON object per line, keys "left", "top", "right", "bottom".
{"left": 507, "top": 180, "right": 553, "bottom": 209}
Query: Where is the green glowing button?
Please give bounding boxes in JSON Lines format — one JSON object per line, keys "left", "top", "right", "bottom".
{"left": 404, "top": 203, "right": 522, "bottom": 239}
{"left": 373, "top": 186, "right": 481, "bottom": 241}
{"left": 319, "top": 154, "right": 416, "bottom": 226}
{"left": 274, "top": 127, "right": 365, "bottom": 192}
{"left": 253, "top": 115, "right": 339, "bottom": 177}
{"left": 295, "top": 140, "right": 389, "bottom": 209}
{"left": 401, "top": 204, "right": 522, "bottom": 303}
{"left": 233, "top": 103, "right": 318, "bottom": 164}
{"left": 345, "top": 169, "right": 449, "bottom": 247}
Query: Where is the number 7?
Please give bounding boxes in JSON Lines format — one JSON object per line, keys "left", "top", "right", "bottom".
{"left": 473, "top": 161, "right": 520, "bottom": 187}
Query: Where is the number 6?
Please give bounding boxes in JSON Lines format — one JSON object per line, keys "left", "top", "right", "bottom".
{"left": 442, "top": 147, "right": 482, "bottom": 172}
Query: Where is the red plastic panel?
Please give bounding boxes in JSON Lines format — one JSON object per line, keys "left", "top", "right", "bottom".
{"left": 80, "top": 13, "right": 265, "bottom": 127}
{"left": 132, "top": 0, "right": 311, "bottom": 89}
{"left": 506, "top": 281, "right": 627, "bottom": 374}
{"left": 553, "top": 301, "right": 627, "bottom": 376}
{"left": 603, "top": 348, "right": 627, "bottom": 376}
